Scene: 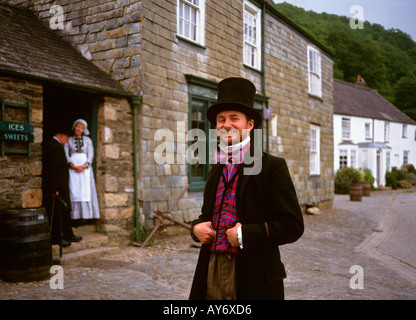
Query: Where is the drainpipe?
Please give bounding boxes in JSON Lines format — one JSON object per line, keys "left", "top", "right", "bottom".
{"left": 130, "top": 96, "right": 142, "bottom": 239}
{"left": 261, "top": 2, "right": 270, "bottom": 152}
{"left": 261, "top": 2, "right": 266, "bottom": 96}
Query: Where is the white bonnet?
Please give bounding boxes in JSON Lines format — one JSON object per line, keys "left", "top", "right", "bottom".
{"left": 72, "top": 119, "right": 90, "bottom": 136}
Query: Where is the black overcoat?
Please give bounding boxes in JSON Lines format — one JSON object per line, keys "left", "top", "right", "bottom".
{"left": 189, "top": 150, "right": 304, "bottom": 300}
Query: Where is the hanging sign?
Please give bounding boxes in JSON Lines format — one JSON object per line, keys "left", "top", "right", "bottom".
{"left": 0, "top": 131, "right": 34, "bottom": 143}
{"left": 0, "top": 121, "right": 34, "bottom": 133}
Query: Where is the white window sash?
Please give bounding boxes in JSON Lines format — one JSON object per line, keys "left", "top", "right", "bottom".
{"left": 244, "top": 1, "right": 261, "bottom": 70}
{"left": 307, "top": 46, "right": 322, "bottom": 97}
{"left": 310, "top": 125, "right": 321, "bottom": 175}
{"left": 177, "top": 0, "right": 205, "bottom": 45}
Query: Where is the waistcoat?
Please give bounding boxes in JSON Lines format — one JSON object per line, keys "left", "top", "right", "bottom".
{"left": 210, "top": 163, "right": 241, "bottom": 255}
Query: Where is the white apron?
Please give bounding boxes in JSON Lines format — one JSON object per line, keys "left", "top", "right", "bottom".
{"left": 69, "top": 153, "right": 91, "bottom": 202}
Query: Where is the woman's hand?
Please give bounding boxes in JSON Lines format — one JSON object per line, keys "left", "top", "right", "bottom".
{"left": 70, "top": 164, "right": 87, "bottom": 173}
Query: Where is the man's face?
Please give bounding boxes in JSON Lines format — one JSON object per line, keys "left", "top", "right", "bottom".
{"left": 216, "top": 110, "right": 254, "bottom": 145}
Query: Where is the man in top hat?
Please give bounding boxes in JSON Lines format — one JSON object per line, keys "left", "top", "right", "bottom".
{"left": 189, "top": 77, "right": 304, "bottom": 300}
{"left": 42, "top": 130, "right": 82, "bottom": 247}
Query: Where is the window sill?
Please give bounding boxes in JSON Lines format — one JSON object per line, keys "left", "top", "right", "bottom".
{"left": 243, "top": 63, "right": 262, "bottom": 73}
{"left": 308, "top": 93, "right": 323, "bottom": 102}
{"left": 176, "top": 35, "right": 206, "bottom": 50}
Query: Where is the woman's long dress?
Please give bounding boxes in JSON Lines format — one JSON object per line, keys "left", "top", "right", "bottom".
{"left": 64, "top": 136, "right": 100, "bottom": 220}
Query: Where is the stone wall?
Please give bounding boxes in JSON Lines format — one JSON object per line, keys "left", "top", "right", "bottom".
{"left": 0, "top": 76, "right": 43, "bottom": 209}
{"left": 263, "top": 12, "right": 334, "bottom": 209}
{"left": 2, "top": 0, "right": 143, "bottom": 95}
{"left": 95, "top": 96, "right": 135, "bottom": 241}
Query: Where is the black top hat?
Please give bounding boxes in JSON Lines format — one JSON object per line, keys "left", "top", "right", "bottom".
{"left": 207, "top": 77, "right": 262, "bottom": 129}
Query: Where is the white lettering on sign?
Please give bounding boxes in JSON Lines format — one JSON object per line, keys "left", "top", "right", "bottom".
{"left": 8, "top": 123, "right": 24, "bottom": 131}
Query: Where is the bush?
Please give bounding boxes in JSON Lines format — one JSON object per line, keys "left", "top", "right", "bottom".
{"left": 392, "top": 166, "right": 406, "bottom": 180}
{"left": 361, "top": 168, "right": 375, "bottom": 189}
{"left": 403, "top": 164, "right": 416, "bottom": 174}
{"left": 397, "top": 179, "right": 412, "bottom": 188}
{"left": 334, "top": 167, "right": 362, "bottom": 194}
{"left": 385, "top": 171, "right": 397, "bottom": 189}
{"left": 406, "top": 172, "right": 416, "bottom": 185}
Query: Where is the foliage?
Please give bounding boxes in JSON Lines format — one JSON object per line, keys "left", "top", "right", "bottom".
{"left": 385, "top": 165, "right": 416, "bottom": 188}
{"left": 334, "top": 167, "right": 362, "bottom": 194}
{"left": 391, "top": 166, "right": 406, "bottom": 180}
{"left": 130, "top": 225, "right": 149, "bottom": 244}
{"left": 385, "top": 171, "right": 398, "bottom": 189}
{"left": 360, "top": 168, "right": 375, "bottom": 189}
{"left": 272, "top": 1, "right": 416, "bottom": 121}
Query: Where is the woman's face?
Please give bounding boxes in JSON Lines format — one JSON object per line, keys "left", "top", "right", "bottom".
{"left": 74, "top": 123, "right": 85, "bottom": 137}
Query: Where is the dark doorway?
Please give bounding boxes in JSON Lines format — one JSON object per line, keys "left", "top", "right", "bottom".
{"left": 42, "top": 85, "right": 99, "bottom": 172}
{"left": 43, "top": 85, "right": 98, "bottom": 141}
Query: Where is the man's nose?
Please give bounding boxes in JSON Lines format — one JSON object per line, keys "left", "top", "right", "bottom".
{"left": 223, "top": 118, "right": 233, "bottom": 129}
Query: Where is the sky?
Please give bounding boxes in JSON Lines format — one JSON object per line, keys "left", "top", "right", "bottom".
{"left": 274, "top": 0, "right": 416, "bottom": 41}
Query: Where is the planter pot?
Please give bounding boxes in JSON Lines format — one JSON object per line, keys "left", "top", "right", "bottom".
{"left": 361, "top": 181, "right": 371, "bottom": 196}
{"left": 349, "top": 183, "right": 363, "bottom": 201}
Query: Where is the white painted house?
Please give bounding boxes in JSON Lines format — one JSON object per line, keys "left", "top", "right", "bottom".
{"left": 333, "top": 79, "right": 416, "bottom": 188}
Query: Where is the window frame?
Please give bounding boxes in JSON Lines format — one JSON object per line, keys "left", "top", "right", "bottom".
{"left": 307, "top": 46, "right": 322, "bottom": 98}
{"left": 384, "top": 121, "right": 390, "bottom": 142}
{"left": 402, "top": 124, "right": 408, "bottom": 138}
{"left": 243, "top": 1, "right": 262, "bottom": 71}
{"left": 341, "top": 117, "right": 351, "bottom": 140}
{"left": 177, "top": 0, "right": 205, "bottom": 46}
{"left": 309, "top": 124, "right": 321, "bottom": 176}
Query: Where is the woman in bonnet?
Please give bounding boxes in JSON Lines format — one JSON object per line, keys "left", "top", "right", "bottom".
{"left": 65, "top": 119, "right": 100, "bottom": 224}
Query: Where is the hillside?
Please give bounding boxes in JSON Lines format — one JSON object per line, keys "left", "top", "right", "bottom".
{"left": 272, "top": 1, "right": 416, "bottom": 121}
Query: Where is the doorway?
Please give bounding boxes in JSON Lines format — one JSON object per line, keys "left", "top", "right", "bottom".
{"left": 42, "top": 85, "right": 100, "bottom": 227}
{"left": 42, "top": 85, "right": 99, "bottom": 175}
{"left": 43, "top": 85, "right": 98, "bottom": 146}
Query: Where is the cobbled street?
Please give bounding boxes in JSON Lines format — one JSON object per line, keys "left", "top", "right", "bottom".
{"left": 1, "top": 189, "right": 415, "bottom": 300}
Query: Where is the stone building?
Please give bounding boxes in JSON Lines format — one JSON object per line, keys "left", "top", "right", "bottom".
{"left": 1, "top": 0, "right": 334, "bottom": 243}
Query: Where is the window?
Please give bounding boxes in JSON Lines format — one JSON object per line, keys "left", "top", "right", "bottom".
{"left": 403, "top": 150, "right": 409, "bottom": 165}
{"left": 177, "top": 0, "right": 205, "bottom": 45}
{"left": 310, "top": 124, "right": 320, "bottom": 175}
{"left": 365, "top": 122, "right": 371, "bottom": 139}
{"left": 351, "top": 150, "right": 356, "bottom": 168}
{"left": 339, "top": 149, "right": 348, "bottom": 169}
{"left": 402, "top": 124, "right": 408, "bottom": 138}
{"left": 384, "top": 122, "right": 390, "bottom": 142}
{"left": 386, "top": 151, "right": 391, "bottom": 172}
{"left": 244, "top": 1, "right": 261, "bottom": 70}
{"left": 342, "top": 118, "right": 351, "bottom": 140}
{"left": 307, "top": 46, "right": 322, "bottom": 98}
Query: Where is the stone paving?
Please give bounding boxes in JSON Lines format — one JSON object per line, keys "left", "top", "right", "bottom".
{"left": 1, "top": 189, "right": 416, "bottom": 300}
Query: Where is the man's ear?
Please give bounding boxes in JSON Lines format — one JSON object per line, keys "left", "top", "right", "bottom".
{"left": 247, "top": 119, "right": 254, "bottom": 131}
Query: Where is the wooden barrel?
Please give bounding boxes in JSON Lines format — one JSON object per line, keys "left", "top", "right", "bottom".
{"left": 0, "top": 207, "right": 51, "bottom": 282}
{"left": 349, "top": 184, "right": 363, "bottom": 201}
{"left": 361, "top": 181, "right": 371, "bottom": 196}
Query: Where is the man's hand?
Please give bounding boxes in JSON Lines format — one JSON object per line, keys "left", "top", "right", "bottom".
{"left": 193, "top": 221, "right": 216, "bottom": 244}
{"left": 226, "top": 222, "right": 242, "bottom": 247}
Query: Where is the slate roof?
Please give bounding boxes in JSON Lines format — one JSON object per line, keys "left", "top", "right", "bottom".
{"left": 333, "top": 79, "right": 416, "bottom": 125}
{"left": 0, "top": 4, "right": 128, "bottom": 96}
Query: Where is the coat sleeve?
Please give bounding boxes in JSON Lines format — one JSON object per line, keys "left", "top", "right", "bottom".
{"left": 241, "top": 157, "right": 304, "bottom": 249}
{"left": 190, "top": 165, "right": 220, "bottom": 242}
